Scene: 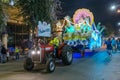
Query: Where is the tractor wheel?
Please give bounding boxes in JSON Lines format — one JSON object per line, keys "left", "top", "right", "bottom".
{"left": 24, "top": 58, "right": 34, "bottom": 71}
{"left": 61, "top": 45, "right": 73, "bottom": 65}
{"left": 46, "top": 58, "right": 55, "bottom": 73}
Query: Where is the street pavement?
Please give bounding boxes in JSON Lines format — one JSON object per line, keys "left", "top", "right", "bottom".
{"left": 0, "top": 50, "right": 120, "bottom": 80}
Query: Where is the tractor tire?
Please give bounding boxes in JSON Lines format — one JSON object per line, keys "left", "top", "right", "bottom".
{"left": 46, "top": 58, "right": 55, "bottom": 73}
{"left": 24, "top": 58, "right": 34, "bottom": 71}
{"left": 61, "top": 45, "right": 73, "bottom": 65}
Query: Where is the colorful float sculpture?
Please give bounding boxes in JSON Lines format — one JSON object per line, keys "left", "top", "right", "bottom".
{"left": 56, "top": 8, "right": 105, "bottom": 50}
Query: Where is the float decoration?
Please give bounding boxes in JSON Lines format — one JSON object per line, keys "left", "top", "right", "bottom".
{"left": 73, "top": 8, "right": 94, "bottom": 24}
{"left": 37, "top": 21, "right": 51, "bottom": 37}
{"left": 56, "top": 8, "right": 105, "bottom": 50}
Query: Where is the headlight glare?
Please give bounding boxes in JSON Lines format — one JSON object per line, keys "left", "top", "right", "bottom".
{"left": 31, "top": 51, "right": 35, "bottom": 55}
{"left": 37, "top": 51, "right": 40, "bottom": 54}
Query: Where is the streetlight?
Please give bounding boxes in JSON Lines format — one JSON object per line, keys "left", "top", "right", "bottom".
{"left": 109, "top": 4, "right": 120, "bottom": 37}
{"left": 110, "top": 5, "right": 117, "bottom": 10}
{"left": 110, "top": 4, "right": 120, "bottom": 12}
{"left": 117, "top": 9, "right": 120, "bottom": 13}
{"left": 118, "top": 22, "right": 120, "bottom": 26}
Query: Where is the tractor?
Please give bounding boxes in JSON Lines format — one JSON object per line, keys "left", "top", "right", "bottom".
{"left": 24, "top": 38, "right": 73, "bottom": 73}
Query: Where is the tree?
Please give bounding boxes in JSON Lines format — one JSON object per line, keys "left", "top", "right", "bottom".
{"left": 104, "top": 23, "right": 116, "bottom": 37}
{"left": 0, "top": 0, "right": 7, "bottom": 37}
{"left": 0, "top": 0, "right": 9, "bottom": 48}
{"left": 17, "top": 0, "right": 62, "bottom": 30}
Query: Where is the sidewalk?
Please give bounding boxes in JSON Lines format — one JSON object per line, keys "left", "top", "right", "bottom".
{"left": 0, "top": 55, "right": 25, "bottom": 64}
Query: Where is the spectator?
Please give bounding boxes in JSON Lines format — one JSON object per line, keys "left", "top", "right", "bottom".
{"left": 105, "top": 38, "right": 112, "bottom": 56}
{"left": 116, "top": 38, "right": 120, "bottom": 52}
{"left": 27, "top": 40, "right": 34, "bottom": 49}
{"left": 15, "top": 46, "right": 20, "bottom": 60}
{"left": 111, "top": 37, "right": 117, "bottom": 53}
{"left": 6, "top": 49, "right": 10, "bottom": 62}
{"left": 0, "top": 40, "right": 2, "bottom": 61}
{"left": 0, "top": 40, "right": 2, "bottom": 47}
{"left": 1, "top": 44, "right": 7, "bottom": 63}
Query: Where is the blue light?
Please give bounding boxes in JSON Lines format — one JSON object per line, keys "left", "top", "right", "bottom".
{"left": 73, "top": 52, "right": 81, "bottom": 58}
{"left": 66, "top": 25, "right": 75, "bottom": 33}
{"left": 73, "top": 51, "right": 96, "bottom": 58}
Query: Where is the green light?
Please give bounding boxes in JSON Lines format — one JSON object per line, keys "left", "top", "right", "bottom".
{"left": 66, "top": 25, "right": 75, "bottom": 33}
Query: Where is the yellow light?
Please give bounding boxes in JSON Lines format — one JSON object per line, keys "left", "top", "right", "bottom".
{"left": 117, "top": 9, "right": 120, "bottom": 13}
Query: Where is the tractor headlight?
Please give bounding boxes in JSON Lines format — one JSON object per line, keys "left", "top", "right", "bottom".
{"left": 31, "top": 51, "right": 35, "bottom": 55}
{"left": 37, "top": 51, "right": 40, "bottom": 54}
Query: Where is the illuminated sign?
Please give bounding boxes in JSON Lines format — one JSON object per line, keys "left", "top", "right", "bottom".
{"left": 37, "top": 21, "right": 51, "bottom": 37}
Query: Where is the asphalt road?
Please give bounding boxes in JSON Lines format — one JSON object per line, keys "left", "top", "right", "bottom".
{"left": 0, "top": 50, "right": 120, "bottom": 80}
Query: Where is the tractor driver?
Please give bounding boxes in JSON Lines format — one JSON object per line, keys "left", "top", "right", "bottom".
{"left": 49, "top": 34, "right": 59, "bottom": 57}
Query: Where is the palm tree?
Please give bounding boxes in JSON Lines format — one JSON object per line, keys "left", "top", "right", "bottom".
{"left": 104, "top": 23, "right": 116, "bottom": 37}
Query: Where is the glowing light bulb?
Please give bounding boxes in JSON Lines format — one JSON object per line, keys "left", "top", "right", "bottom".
{"left": 9, "top": 0, "right": 14, "bottom": 6}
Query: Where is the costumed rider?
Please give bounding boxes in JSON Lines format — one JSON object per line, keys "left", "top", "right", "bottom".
{"left": 49, "top": 34, "right": 59, "bottom": 57}
{"left": 63, "top": 16, "right": 75, "bottom": 46}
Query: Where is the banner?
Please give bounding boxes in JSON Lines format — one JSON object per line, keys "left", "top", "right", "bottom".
{"left": 37, "top": 21, "right": 51, "bottom": 37}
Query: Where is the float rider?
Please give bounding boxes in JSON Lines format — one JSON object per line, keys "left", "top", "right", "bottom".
{"left": 49, "top": 34, "right": 59, "bottom": 57}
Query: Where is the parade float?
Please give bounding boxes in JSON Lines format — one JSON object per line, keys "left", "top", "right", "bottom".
{"left": 24, "top": 8, "right": 105, "bottom": 72}
{"left": 56, "top": 8, "right": 105, "bottom": 51}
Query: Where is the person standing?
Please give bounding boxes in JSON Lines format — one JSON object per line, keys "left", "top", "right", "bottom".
{"left": 0, "top": 40, "right": 2, "bottom": 62}
{"left": 111, "top": 37, "right": 117, "bottom": 53}
{"left": 6, "top": 49, "right": 10, "bottom": 62}
{"left": 15, "top": 46, "right": 20, "bottom": 60}
{"left": 27, "top": 40, "right": 34, "bottom": 49}
{"left": 116, "top": 38, "right": 120, "bottom": 52}
{"left": 105, "top": 38, "right": 112, "bottom": 56}
{"left": 0, "top": 40, "right": 2, "bottom": 47}
{"left": 1, "top": 44, "right": 7, "bottom": 63}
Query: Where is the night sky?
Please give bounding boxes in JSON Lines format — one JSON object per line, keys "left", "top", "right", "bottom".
{"left": 60, "top": 0, "right": 120, "bottom": 27}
